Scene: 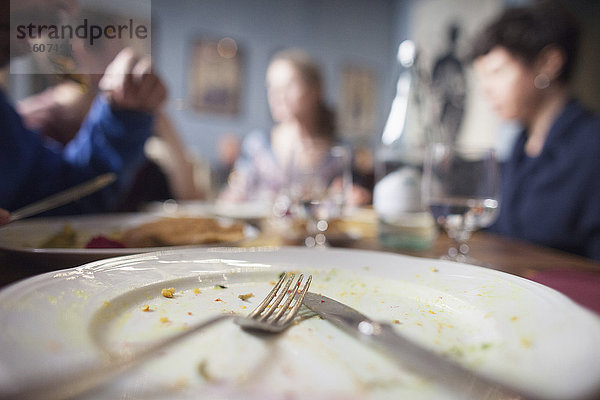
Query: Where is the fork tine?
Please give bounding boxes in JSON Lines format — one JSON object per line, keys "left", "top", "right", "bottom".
{"left": 246, "top": 273, "right": 288, "bottom": 318}
{"left": 257, "top": 273, "right": 295, "bottom": 321}
{"left": 270, "top": 274, "right": 305, "bottom": 322}
{"left": 279, "top": 275, "right": 311, "bottom": 325}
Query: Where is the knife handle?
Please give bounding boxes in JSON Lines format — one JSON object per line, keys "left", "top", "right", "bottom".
{"left": 361, "top": 321, "right": 534, "bottom": 400}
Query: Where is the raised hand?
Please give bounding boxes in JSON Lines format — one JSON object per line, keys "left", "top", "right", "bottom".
{"left": 99, "top": 47, "right": 167, "bottom": 113}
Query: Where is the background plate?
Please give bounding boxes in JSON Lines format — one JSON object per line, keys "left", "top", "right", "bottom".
{"left": 0, "top": 213, "right": 256, "bottom": 269}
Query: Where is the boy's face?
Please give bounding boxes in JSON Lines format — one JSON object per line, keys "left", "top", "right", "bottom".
{"left": 474, "top": 46, "right": 539, "bottom": 124}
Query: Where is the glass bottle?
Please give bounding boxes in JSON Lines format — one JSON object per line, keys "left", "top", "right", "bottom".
{"left": 373, "top": 40, "right": 437, "bottom": 250}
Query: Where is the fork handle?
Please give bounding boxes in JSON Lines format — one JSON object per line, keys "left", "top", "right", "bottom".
{"left": 0, "top": 314, "right": 235, "bottom": 400}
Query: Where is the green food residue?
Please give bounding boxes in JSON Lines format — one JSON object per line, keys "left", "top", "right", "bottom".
{"left": 40, "top": 224, "right": 77, "bottom": 248}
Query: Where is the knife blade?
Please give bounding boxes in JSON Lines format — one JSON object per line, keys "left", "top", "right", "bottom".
{"left": 9, "top": 173, "right": 116, "bottom": 222}
{"left": 303, "top": 292, "right": 535, "bottom": 400}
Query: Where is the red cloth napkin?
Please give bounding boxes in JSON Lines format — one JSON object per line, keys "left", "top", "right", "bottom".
{"left": 529, "top": 269, "right": 600, "bottom": 315}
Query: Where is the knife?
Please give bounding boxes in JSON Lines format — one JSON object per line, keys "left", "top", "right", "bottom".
{"left": 303, "top": 292, "right": 536, "bottom": 400}
{"left": 9, "top": 173, "right": 116, "bottom": 222}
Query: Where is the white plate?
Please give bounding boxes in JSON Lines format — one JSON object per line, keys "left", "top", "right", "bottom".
{"left": 143, "top": 200, "right": 216, "bottom": 216}
{"left": 144, "top": 200, "right": 274, "bottom": 221}
{"left": 0, "top": 213, "right": 257, "bottom": 268}
{"left": 0, "top": 247, "right": 599, "bottom": 400}
{"left": 212, "top": 201, "right": 273, "bottom": 221}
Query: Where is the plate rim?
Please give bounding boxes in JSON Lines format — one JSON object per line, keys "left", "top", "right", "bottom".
{"left": 0, "top": 212, "right": 258, "bottom": 257}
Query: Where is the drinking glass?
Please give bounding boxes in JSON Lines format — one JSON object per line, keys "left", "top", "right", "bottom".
{"left": 287, "top": 145, "right": 352, "bottom": 247}
{"left": 422, "top": 142, "right": 500, "bottom": 263}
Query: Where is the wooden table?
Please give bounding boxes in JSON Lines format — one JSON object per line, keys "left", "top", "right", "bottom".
{"left": 352, "top": 230, "right": 600, "bottom": 277}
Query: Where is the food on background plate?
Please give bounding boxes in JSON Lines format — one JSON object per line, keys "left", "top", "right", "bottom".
{"left": 38, "top": 217, "right": 246, "bottom": 249}
{"left": 120, "top": 217, "right": 245, "bottom": 247}
{"left": 85, "top": 235, "right": 127, "bottom": 248}
{"left": 39, "top": 224, "right": 78, "bottom": 248}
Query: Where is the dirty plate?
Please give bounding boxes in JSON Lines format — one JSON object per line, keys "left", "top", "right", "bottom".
{"left": 0, "top": 213, "right": 257, "bottom": 268}
{"left": 0, "top": 247, "right": 598, "bottom": 400}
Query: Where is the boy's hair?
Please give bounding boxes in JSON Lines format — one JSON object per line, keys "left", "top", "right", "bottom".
{"left": 470, "top": 0, "right": 580, "bottom": 83}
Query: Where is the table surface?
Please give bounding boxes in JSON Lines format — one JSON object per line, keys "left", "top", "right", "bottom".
{"left": 354, "top": 230, "right": 600, "bottom": 277}
{"left": 1, "top": 214, "right": 599, "bottom": 400}
{"left": 1, "top": 215, "right": 599, "bottom": 311}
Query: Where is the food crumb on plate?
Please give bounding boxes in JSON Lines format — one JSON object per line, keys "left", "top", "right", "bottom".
{"left": 141, "top": 304, "right": 150, "bottom": 312}
{"left": 198, "top": 360, "right": 215, "bottom": 382}
{"left": 238, "top": 293, "right": 254, "bottom": 301}
{"left": 162, "top": 288, "right": 176, "bottom": 298}
{"left": 193, "top": 288, "right": 201, "bottom": 294}
{"left": 160, "top": 316, "right": 170, "bottom": 323}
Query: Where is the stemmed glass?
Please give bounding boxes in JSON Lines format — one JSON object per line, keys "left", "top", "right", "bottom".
{"left": 287, "top": 145, "right": 352, "bottom": 247}
{"left": 421, "top": 142, "right": 500, "bottom": 263}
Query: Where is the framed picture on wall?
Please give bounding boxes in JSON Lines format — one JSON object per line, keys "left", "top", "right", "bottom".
{"left": 338, "top": 64, "right": 377, "bottom": 139}
{"left": 188, "top": 37, "right": 243, "bottom": 115}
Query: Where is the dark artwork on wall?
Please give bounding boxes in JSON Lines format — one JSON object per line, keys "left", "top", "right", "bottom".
{"left": 409, "top": 0, "right": 502, "bottom": 147}
{"left": 430, "top": 23, "right": 466, "bottom": 144}
{"left": 189, "top": 37, "right": 243, "bottom": 116}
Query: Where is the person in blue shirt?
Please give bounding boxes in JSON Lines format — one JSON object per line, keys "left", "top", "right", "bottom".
{"left": 471, "top": 0, "right": 600, "bottom": 261}
{"left": 0, "top": 0, "right": 167, "bottom": 217}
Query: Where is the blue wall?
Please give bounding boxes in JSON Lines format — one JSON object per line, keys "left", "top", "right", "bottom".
{"left": 151, "top": 0, "right": 397, "bottom": 163}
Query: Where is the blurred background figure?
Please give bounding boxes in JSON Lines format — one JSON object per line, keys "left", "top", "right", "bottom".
{"left": 115, "top": 112, "right": 209, "bottom": 211}
{"left": 15, "top": 43, "right": 207, "bottom": 211}
{"left": 18, "top": 80, "right": 95, "bottom": 146}
{"left": 212, "top": 132, "right": 241, "bottom": 195}
{"left": 1, "top": 0, "right": 167, "bottom": 216}
{"left": 18, "top": 84, "right": 208, "bottom": 211}
{"left": 0, "top": 0, "right": 169, "bottom": 216}
{"left": 144, "top": 113, "right": 208, "bottom": 201}
{"left": 219, "top": 48, "right": 370, "bottom": 206}
{"left": 471, "top": 0, "right": 600, "bottom": 260}
{"left": 351, "top": 143, "right": 375, "bottom": 201}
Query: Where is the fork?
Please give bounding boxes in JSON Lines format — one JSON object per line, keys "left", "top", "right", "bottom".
{"left": 0, "top": 273, "right": 312, "bottom": 400}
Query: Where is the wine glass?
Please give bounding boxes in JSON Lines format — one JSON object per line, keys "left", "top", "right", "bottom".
{"left": 422, "top": 142, "right": 500, "bottom": 263}
{"left": 287, "top": 145, "right": 352, "bottom": 247}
